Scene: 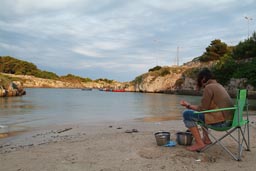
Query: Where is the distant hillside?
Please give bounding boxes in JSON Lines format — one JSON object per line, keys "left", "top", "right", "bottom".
{"left": 132, "top": 32, "right": 256, "bottom": 97}
{"left": 0, "top": 56, "right": 123, "bottom": 88}
{"left": 0, "top": 56, "right": 59, "bottom": 79}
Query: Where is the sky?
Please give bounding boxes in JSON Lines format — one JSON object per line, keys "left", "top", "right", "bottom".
{"left": 0, "top": 0, "right": 256, "bottom": 82}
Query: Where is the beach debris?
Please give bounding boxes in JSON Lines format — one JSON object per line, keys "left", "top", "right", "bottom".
{"left": 125, "top": 130, "right": 133, "bottom": 133}
{"left": 116, "top": 127, "right": 122, "bottom": 129}
{"left": 108, "top": 125, "right": 113, "bottom": 128}
{"left": 160, "top": 165, "right": 166, "bottom": 169}
{"left": 132, "top": 129, "right": 138, "bottom": 133}
{"left": 57, "top": 128, "right": 72, "bottom": 134}
{"left": 208, "top": 156, "right": 217, "bottom": 163}
{"left": 125, "top": 129, "right": 139, "bottom": 133}
{"left": 195, "top": 159, "right": 201, "bottom": 162}
{"left": 163, "top": 140, "right": 176, "bottom": 147}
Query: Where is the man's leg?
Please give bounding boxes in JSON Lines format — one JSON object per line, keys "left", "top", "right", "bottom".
{"left": 183, "top": 110, "right": 206, "bottom": 151}
{"left": 187, "top": 126, "right": 206, "bottom": 151}
{"left": 202, "top": 127, "right": 212, "bottom": 144}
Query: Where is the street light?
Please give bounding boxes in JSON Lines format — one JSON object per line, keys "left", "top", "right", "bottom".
{"left": 244, "top": 16, "right": 253, "bottom": 39}
{"left": 176, "top": 46, "right": 180, "bottom": 66}
{"left": 153, "top": 39, "right": 159, "bottom": 66}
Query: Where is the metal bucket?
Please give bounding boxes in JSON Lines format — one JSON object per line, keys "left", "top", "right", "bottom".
{"left": 176, "top": 131, "right": 193, "bottom": 146}
{"left": 154, "top": 131, "right": 170, "bottom": 146}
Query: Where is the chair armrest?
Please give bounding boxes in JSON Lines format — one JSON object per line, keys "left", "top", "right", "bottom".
{"left": 194, "top": 106, "right": 236, "bottom": 114}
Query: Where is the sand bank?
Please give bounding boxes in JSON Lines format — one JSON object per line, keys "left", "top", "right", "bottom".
{"left": 1, "top": 118, "right": 256, "bottom": 171}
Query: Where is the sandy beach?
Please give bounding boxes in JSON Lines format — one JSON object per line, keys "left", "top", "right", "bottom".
{"left": 1, "top": 117, "right": 256, "bottom": 171}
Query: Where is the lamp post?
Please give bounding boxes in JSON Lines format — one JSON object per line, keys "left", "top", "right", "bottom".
{"left": 244, "top": 16, "right": 253, "bottom": 39}
{"left": 176, "top": 46, "right": 179, "bottom": 66}
{"left": 153, "top": 39, "right": 159, "bottom": 66}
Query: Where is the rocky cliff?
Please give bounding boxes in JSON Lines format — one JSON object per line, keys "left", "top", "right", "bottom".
{"left": 131, "top": 62, "right": 256, "bottom": 98}
{"left": 1, "top": 61, "right": 256, "bottom": 98}
{"left": 0, "top": 73, "right": 130, "bottom": 92}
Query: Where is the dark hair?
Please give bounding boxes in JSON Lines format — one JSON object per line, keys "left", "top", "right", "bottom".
{"left": 197, "top": 68, "right": 214, "bottom": 89}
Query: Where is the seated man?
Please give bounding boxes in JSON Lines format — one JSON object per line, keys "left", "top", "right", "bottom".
{"left": 180, "top": 68, "right": 234, "bottom": 151}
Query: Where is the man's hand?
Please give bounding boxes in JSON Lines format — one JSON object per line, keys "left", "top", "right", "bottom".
{"left": 180, "top": 100, "right": 190, "bottom": 107}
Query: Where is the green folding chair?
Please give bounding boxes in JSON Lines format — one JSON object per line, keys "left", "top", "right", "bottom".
{"left": 194, "top": 89, "right": 250, "bottom": 161}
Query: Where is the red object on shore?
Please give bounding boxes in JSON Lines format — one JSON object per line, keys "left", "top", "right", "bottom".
{"left": 112, "top": 89, "right": 125, "bottom": 92}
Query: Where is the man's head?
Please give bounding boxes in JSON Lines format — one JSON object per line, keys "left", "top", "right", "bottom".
{"left": 197, "top": 68, "right": 214, "bottom": 89}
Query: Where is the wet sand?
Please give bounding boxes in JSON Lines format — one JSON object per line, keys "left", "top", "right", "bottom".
{"left": 1, "top": 117, "right": 256, "bottom": 171}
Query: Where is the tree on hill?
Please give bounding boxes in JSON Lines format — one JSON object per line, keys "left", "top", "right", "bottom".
{"left": 199, "top": 39, "right": 229, "bottom": 62}
{"left": 212, "top": 32, "right": 256, "bottom": 87}
{"left": 233, "top": 32, "right": 256, "bottom": 59}
{"left": 0, "top": 56, "right": 59, "bottom": 79}
{"left": 0, "top": 56, "right": 37, "bottom": 75}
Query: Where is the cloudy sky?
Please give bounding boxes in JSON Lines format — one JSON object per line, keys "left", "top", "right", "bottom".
{"left": 0, "top": 0, "right": 255, "bottom": 82}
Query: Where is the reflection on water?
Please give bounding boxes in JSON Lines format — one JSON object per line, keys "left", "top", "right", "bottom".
{"left": 0, "top": 97, "right": 37, "bottom": 115}
{"left": 0, "top": 88, "right": 255, "bottom": 137}
{"left": 0, "top": 130, "right": 27, "bottom": 139}
{"left": 0, "top": 124, "right": 28, "bottom": 139}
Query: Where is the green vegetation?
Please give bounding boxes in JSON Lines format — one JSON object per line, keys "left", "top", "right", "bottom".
{"left": 0, "top": 56, "right": 118, "bottom": 86}
{"left": 148, "top": 66, "right": 162, "bottom": 72}
{"left": 183, "top": 67, "right": 201, "bottom": 79}
{"left": 95, "top": 78, "right": 114, "bottom": 84}
{"left": 233, "top": 32, "right": 256, "bottom": 60}
{"left": 137, "top": 31, "right": 256, "bottom": 89}
{"left": 133, "top": 75, "right": 144, "bottom": 85}
{"left": 199, "top": 39, "right": 229, "bottom": 62}
{"left": 0, "top": 56, "right": 59, "bottom": 80}
{"left": 196, "top": 32, "right": 256, "bottom": 87}
{"left": 0, "top": 74, "right": 11, "bottom": 88}
{"left": 160, "top": 68, "right": 170, "bottom": 76}
{"left": 60, "top": 74, "right": 92, "bottom": 83}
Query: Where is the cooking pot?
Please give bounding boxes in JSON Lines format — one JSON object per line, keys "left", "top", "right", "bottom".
{"left": 154, "top": 131, "right": 170, "bottom": 146}
{"left": 176, "top": 131, "right": 193, "bottom": 146}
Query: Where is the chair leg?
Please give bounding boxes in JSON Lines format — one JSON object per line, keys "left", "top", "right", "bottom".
{"left": 237, "top": 126, "right": 249, "bottom": 160}
{"left": 247, "top": 122, "right": 251, "bottom": 151}
{"left": 200, "top": 127, "right": 241, "bottom": 161}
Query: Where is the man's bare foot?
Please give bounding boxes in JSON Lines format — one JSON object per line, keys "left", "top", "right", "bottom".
{"left": 203, "top": 139, "right": 212, "bottom": 145}
{"left": 186, "top": 143, "right": 206, "bottom": 151}
{"left": 203, "top": 137, "right": 212, "bottom": 145}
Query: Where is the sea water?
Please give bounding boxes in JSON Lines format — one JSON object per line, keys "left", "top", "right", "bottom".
{"left": 0, "top": 88, "right": 255, "bottom": 134}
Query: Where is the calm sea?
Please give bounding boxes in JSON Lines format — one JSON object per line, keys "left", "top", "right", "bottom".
{"left": 0, "top": 88, "right": 255, "bottom": 134}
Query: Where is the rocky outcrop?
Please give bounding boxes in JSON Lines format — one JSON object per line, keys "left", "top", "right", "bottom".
{"left": 0, "top": 81, "right": 26, "bottom": 97}
{"left": 0, "top": 73, "right": 129, "bottom": 91}
{"left": 131, "top": 64, "right": 256, "bottom": 98}
{"left": 132, "top": 66, "right": 193, "bottom": 93}
{"left": 134, "top": 73, "right": 181, "bottom": 93}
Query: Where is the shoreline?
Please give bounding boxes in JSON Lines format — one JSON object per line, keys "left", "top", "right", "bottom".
{"left": 1, "top": 118, "right": 256, "bottom": 171}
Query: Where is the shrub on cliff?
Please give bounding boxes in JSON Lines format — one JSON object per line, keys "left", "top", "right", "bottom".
{"left": 183, "top": 68, "right": 200, "bottom": 79}
{"left": 0, "top": 74, "right": 11, "bottom": 89}
{"left": 0, "top": 73, "right": 23, "bottom": 88}
{"left": 148, "top": 66, "right": 162, "bottom": 72}
{"left": 233, "top": 32, "right": 256, "bottom": 60}
{"left": 199, "top": 39, "right": 229, "bottom": 62}
{"left": 160, "top": 68, "right": 170, "bottom": 76}
{"left": 33, "top": 70, "right": 59, "bottom": 80}
{"left": 212, "top": 32, "right": 256, "bottom": 87}
{"left": 95, "top": 78, "right": 113, "bottom": 84}
{"left": 60, "top": 74, "right": 92, "bottom": 83}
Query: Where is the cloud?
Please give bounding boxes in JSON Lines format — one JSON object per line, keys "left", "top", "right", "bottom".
{"left": 0, "top": 0, "right": 255, "bottom": 81}
{"left": 72, "top": 47, "right": 103, "bottom": 58}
